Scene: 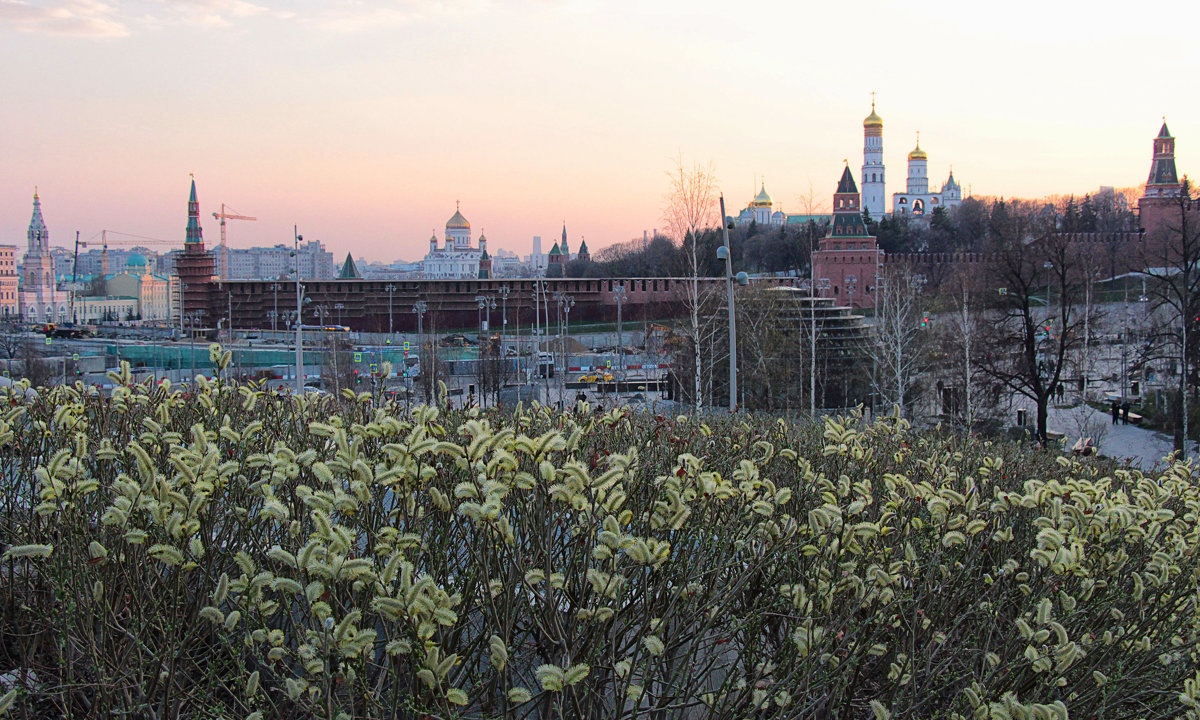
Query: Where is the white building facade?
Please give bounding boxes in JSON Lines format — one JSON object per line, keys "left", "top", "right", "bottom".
{"left": 733, "top": 185, "right": 788, "bottom": 227}
{"left": 422, "top": 205, "right": 485, "bottom": 279}
{"left": 18, "top": 193, "right": 73, "bottom": 323}
{"left": 891, "top": 133, "right": 962, "bottom": 218}
{"left": 861, "top": 104, "right": 886, "bottom": 220}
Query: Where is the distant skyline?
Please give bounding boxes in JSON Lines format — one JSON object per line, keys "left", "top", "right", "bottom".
{"left": 1, "top": 0, "right": 1196, "bottom": 263}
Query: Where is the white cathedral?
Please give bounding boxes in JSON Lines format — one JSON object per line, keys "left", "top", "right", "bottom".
{"left": 733, "top": 101, "right": 963, "bottom": 225}
{"left": 422, "top": 203, "right": 488, "bottom": 279}
{"left": 860, "top": 102, "right": 962, "bottom": 219}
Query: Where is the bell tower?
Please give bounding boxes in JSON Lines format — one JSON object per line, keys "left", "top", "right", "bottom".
{"left": 861, "top": 95, "right": 885, "bottom": 219}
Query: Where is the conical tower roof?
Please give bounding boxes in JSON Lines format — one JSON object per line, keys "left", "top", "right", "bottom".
{"left": 337, "top": 252, "right": 363, "bottom": 279}
{"left": 836, "top": 165, "right": 858, "bottom": 194}
{"left": 548, "top": 242, "right": 561, "bottom": 256}
{"left": 29, "top": 191, "right": 46, "bottom": 235}
{"left": 1159, "top": 121, "right": 1173, "bottom": 139}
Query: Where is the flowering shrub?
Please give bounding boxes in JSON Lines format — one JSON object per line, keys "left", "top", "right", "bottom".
{"left": 2, "top": 355, "right": 1200, "bottom": 719}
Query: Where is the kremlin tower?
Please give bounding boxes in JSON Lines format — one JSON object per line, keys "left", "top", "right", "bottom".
{"left": 175, "top": 177, "right": 215, "bottom": 322}
{"left": 1139, "top": 120, "right": 1191, "bottom": 238}
{"left": 812, "top": 165, "right": 881, "bottom": 310}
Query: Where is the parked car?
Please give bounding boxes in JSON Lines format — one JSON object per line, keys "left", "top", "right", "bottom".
{"left": 577, "top": 371, "right": 614, "bottom": 383}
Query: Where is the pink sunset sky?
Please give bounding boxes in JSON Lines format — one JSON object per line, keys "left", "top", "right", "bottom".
{"left": 0, "top": 0, "right": 1195, "bottom": 263}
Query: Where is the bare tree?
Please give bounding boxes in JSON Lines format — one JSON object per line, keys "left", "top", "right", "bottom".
{"left": 0, "top": 322, "right": 21, "bottom": 376}
{"left": 871, "top": 266, "right": 927, "bottom": 417}
{"left": 18, "top": 339, "right": 55, "bottom": 388}
{"left": 1138, "top": 178, "right": 1200, "bottom": 458}
{"left": 663, "top": 154, "right": 718, "bottom": 408}
{"left": 976, "top": 202, "right": 1090, "bottom": 444}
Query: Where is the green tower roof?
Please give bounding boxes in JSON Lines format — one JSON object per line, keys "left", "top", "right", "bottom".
{"left": 337, "top": 253, "right": 363, "bottom": 279}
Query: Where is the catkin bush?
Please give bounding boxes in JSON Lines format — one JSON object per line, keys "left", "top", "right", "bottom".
{"left": 1, "top": 352, "right": 1200, "bottom": 720}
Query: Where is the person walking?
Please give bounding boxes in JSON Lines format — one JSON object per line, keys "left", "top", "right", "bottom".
{"left": 1111, "top": 401, "right": 1120, "bottom": 425}
{"left": 1121, "top": 401, "right": 1130, "bottom": 425}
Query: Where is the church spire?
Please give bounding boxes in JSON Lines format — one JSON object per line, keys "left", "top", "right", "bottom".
{"left": 185, "top": 175, "right": 203, "bottom": 246}
{"left": 28, "top": 190, "right": 48, "bottom": 252}
{"left": 560, "top": 221, "right": 569, "bottom": 257}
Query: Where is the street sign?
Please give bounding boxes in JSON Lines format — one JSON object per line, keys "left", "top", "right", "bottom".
{"left": 45, "top": 337, "right": 51, "bottom": 345}
{"left": 369, "top": 363, "right": 377, "bottom": 373}
{"left": 353, "top": 352, "right": 362, "bottom": 363}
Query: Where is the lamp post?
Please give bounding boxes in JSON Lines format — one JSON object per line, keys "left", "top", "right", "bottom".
{"left": 386, "top": 284, "right": 396, "bottom": 336}
{"left": 498, "top": 286, "right": 509, "bottom": 352}
{"left": 271, "top": 283, "right": 280, "bottom": 334}
{"left": 334, "top": 302, "right": 345, "bottom": 327}
{"left": 293, "top": 227, "right": 305, "bottom": 394}
{"left": 476, "top": 295, "right": 496, "bottom": 405}
{"left": 613, "top": 284, "right": 627, "bottom": 382}
{"left": 812, "top": 278, "right": 832, "bottom": 415}
{"left": 717, "top": 195, "right": 749, "bottom": 413}
{"left": 554, "top": 292, "right": 574, "bottom": 407}
{"left": 184, "top": 310, "right": 202, "bottom": 382}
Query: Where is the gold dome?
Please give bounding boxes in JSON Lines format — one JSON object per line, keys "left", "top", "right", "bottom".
{"left": 863, "top": 108, "right": 883, "bottom": 129}
{"left": 446, "top": 208, "right": 470, "bottom": 229}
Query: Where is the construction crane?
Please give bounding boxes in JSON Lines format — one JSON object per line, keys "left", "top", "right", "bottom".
{"left": 73, "top": 230, "right": 176, "bottom": 278}
{"left": 212, "top": 204, "right": 257, "bottom": 282}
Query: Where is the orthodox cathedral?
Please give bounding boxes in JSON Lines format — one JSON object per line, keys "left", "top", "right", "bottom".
{"left": 732, "top": 100, "right": 964, "bottom": 225}
{"left": 422, "top": 203, "right": 489, "bottom": 279}
{"left": 864, "top": 101, "right": 963, "bottom": 218}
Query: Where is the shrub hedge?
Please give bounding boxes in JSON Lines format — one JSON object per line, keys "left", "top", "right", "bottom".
{"left": 1, "top": 356, "right": 1199, "bottom": 719}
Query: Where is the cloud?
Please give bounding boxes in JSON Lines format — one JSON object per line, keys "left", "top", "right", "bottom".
{"left": 305, "top": 0, "right": 487, "bottom": 33}
{"left": 137, "top": 0, "right": 291, "bottom": 29}
{"left": 0, "top": 0, "right": 479, "bottom": 37}
{"left": 0, "top": 0, "right": 130, "bottom": 37}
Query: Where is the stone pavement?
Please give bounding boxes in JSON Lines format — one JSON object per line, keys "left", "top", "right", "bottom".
{"left": 1046, "top": 402, "right": 1189, "bottom": 471}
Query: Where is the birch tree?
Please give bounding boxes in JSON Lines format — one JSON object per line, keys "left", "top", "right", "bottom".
{"left": 663, "top": 155, "right": 718, "bottom": 409}
{"left": 871, "top": 267, "right": 927, "bottom": 416}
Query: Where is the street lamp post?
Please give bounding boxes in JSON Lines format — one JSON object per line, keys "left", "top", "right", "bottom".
{"left": 271, "top": 283, "right": 280, "bottom": 334}
{"left": 717, "top": 195, "right": 749, "bottom": 413}
{"left": 386, "top": 284, "right": 396, "bottom": 336}
{"left": 554, "top": 292, "right": 574, "bottom": 407}
{"left": 293, "top": 227, "right": 305, "bottom": 394}
{"left": 498, "top": 286, "right": 509, "bottom": 352}
{"left": 334, "top": 303, "right": 345, "bottom": 327}
{"left": 614, "top": 284, "right": 627, "bottom": 382}
{"left": 811, "top": 278, "right": 832, "bottom": 415}
{"left": 412, "top": 300, "right": 427, "bottom": 407}
{"left": 476, "top": 295, "right": 496, "bottom": 405}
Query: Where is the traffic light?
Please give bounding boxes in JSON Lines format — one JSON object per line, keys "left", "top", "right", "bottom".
{"left": 920, "top": 314, "right": 930, "bottom": 328}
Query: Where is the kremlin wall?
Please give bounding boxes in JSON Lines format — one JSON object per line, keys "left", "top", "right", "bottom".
{"left": 146, "top": 116, "right": 1198, "bottom": 328}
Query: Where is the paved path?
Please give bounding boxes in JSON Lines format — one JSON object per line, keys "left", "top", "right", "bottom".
{"left": 1047, "top": 403, "right": 1187, "bottom": 471}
